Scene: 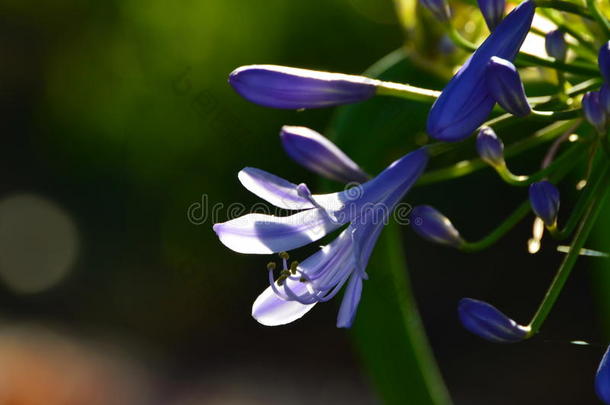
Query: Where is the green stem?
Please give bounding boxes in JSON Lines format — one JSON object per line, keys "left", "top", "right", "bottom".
{"left": 535, "top": 0, "right": 594, "bottom": 19}
{"left": 376, "top": 81, "right": 440, "bottom": 103}
{"left": 461, "top": 201, "right": 531, "bottom": 252}
{"left": 552, "top": 151, "right": 607, "bottom": 239}
{"left": 495, "top": 141, "right": 587, "bottom": 186}
{"left": 585, "top": 0, "right": 610, "bottom": 37}
{"left": 420, "top": 120, "right": 581, "bottom": 184}
{"left": 528, "top": 162, "right": 610, "bottom": 334}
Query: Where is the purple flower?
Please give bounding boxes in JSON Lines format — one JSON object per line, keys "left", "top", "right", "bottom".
{"left": 476, "top": 126, "right": 505, "bottom": 167}
{"left": 280, "top": 126, "right": 369, "bottom": 184}
{"left": 426, "top": 0, "right": 535, "bottom": 142}
{"left": 229, "top": 65, "right": 378, "bottom": 109}
{"left": 529, "top": 181, "right": 560, "bottom": 227}
{"left": 599, "top": 41, "right": 610, "bottom": 83}
{"left": 601, "top": 84, "right": 610, "bottom": 115}
{"left": 458, "top": 298, "right": 529, "bottom": 343}
{"left": 410, "top": 205, "right": 464, "bottom": 247}
{"left": 419, "top": 0, "right": 451, "bottom": 22}
{"left": 213, "top": 149, "right": 428, "bottom": 327}
{"left": 596, "top": 345, "right": 610, "bottom": 405}
{"left": 478, "top": 0, "right": 505, "bottom": 31}
{"left": 486, "top": 56, "right": 531, "bottom": 116}
{"left": 545, "top": 29, "right": 567, "bottom": 61}
{"left": 582, "top": 91, "right": 607, "bottom": 133}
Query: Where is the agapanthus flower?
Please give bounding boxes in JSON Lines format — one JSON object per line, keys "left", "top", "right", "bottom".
{"left": 478, "top": 0, "right": 505, "bottom": 32}
{"left": 596, "top": 345, "right": 610, "bottom": 405}
{"left": 213, "top": 148, "right": 428, "bottom": 327}
{"left": 599, "top": 41, "right": 610, "bottom": 83}
{"left": 582, "top": 91, "right": 607, "bottom": 133}
{"left": 280, "top": 126, "right": 369, "bottom": 183}
{"left": 458, "top": 298, "right": 530, "bottom": 343}
{"left": 545, "top": 29, "right": 567, "bottom": 61}
{"left": 410, "top": 205, "right": 464, "bottom": 247}
{"left": 529, "top": 181, "right": 560, "bottom": 227}
{"left": 486, "top": 56, "right": 531, "bottom": 116}
{"left": 601, "top": 84, "right": 610, "bottom": 115}
{"left": 419, "top": 0, "right": 451, "bottom": 22}
{"left": 229, "top": 65, "right": 378, "bottom": 109}
{"left": 476, "top": 126, "right": 505, "bottom": 167}
{"left": 426, "top": 0, "right": 535, "bottom": 141}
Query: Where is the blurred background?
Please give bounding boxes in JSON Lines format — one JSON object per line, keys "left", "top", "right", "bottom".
{"left": 0, "top": 0, "right": 608, "bottom": 404}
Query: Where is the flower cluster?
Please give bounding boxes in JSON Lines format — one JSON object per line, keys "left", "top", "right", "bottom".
{"left": 215, "top": 0, "right": 610, "bottom": 402}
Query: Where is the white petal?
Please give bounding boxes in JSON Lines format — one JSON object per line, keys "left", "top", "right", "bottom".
{"left": 238, "top": 167, "right": 314, "bottom": 210}
{"left": 213, "top": 209, "right": 340, "bottom": 254}
{"left": 252, "top": 280, "right": 316, "bottom": 326}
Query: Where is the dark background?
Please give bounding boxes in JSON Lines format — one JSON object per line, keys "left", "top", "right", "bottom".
{"left": 0, "top": 0, "right": 607, "bottom": 404}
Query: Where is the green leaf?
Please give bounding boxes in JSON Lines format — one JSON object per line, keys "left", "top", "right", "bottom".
{"left": 326, "top": 49, "right": 452, "bottom": 405}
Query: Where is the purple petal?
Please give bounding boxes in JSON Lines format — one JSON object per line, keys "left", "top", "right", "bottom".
{"left": 336, "top": 273, "right": 363, "bottom": 328}
{"left": 280, "top": 126, "right": 369, "bottom": 183}
{"left": 238, "top": 167, "right": 315, "bottom": 210}
{"left": 229, "top": 65, "right": 378, "bottom": 109}
{"left": 596, "top": 345, "right": 610, "bottom": 404}
{"left": 213, "top": 209, "right": 341, "bottom": 254}
{"left": 486, "top": 56, "right": 531, "bottom": 116}
{"left": 458, "top": 298, "right": 529, "bottom": 343}
{"left": 426, "top": 0, "right": 535, "bottom": 141}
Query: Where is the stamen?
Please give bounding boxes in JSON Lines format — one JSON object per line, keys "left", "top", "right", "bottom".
{"left": 290, "top": 261, "right": 299, "bottom": 274}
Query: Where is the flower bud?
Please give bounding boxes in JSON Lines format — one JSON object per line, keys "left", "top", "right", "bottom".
{"left": 582, "top": 91, "right": 607, "bottom": 133}
{"left": 529, "top": 181, "right": 560, "bottom": 227}
{"left": 478, "top": 0, "right": 505, "bottom": 31}
{"left": 410, "top": 205, "right": 464, "bottom": 247}
{"left": 419, "top": 0, "right": 451, "bottom": 22}
{"left": 426, "top": 0, "right": 535, "bottom": 141}
{"left": 599, "top": 41, "right": 610, "bottom": 83}
{"left": 545, "top": 29, "right": 567, "bottom": 61}
{"left": 486, "top": 56, "right": 531, "bottom": 116}
{"left": 458, "top": 298, "right": 529, "bottom": 343}
{"left": 229, "top": 65, "right": 378, "bottom": 109}
{"left": 280, "top": 126, "right": 369, "bottom": 184}
{"left": 600, "top": 83, "right": 610, "bottom": 116}
{"left": 476, "top": 126, "right": 505, "bottom": 167}
{"left": 596, "top": 345, "right": 610, "bottom": 405}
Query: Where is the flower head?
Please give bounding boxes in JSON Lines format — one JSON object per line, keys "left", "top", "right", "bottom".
{"left": 478, "top": 0, "right": 505, "bottom": 31}
{"left": 596, "top": 345, "right": 610, "bottom": 405}
{"left": 214, "top": 149, "right": 428, "bottom": 327}
{"left": 280, "top": 126, "right": 369, "bottom": 184}
{"left": 229, "top": 65, "right": 378, "bottom": 109}
{"left": 582, "top": 91, "right": 607, "bottom": 133}
{"left": 599, "top": 41, "right": 610, "bottom": 83}
{"left": 545, "top": 29, "right": 567, "bottom": 61}
{"left": 486, "top": 56, "right": 531, "bottom": 116}
{"left": 529, "top": 181, "right": 560, "bottom": 227}
{"left": 458, "top": 298, "right": 530, "bottom": 343}
{"left": 410, "top": 205, "right": 464, "bottom": 247}
{"left": 601, "top": 84, "right": 610, "bottom": 115}
{"left": 426, "top": 0, "right": 535, "bottom": 141}
{"left": 476, "top": 126, "right": 505, "bottom": 167}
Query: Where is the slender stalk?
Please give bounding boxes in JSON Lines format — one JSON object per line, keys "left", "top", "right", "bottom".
{"left": 376, "top": 81, "right": 440, "bottom": 103}
{"left": 461, "top": 201, "right": 531, "bottom": 252}
{"left": 527, "top": 162, "right": 610, "bottom": 334}
{"left": 535, "top": 0, "right": 593, "bottom": 19}
{"left": 586, "top": 0, "right": 610, "bottom": 37}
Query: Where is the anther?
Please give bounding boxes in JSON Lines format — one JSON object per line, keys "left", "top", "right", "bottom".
{"left": 266, "top": 262, "right": 277, "bottom": 271}
{"left": 279, "top": 251, "right": 290, "bottom": 260}
{"left": 290, "top": 261, "right": 299, "bottom": 274}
